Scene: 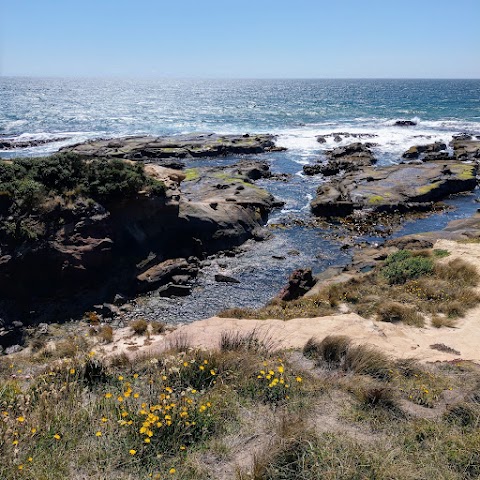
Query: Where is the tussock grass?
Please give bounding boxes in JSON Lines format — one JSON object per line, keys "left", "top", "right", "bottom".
{"left": 220, "top": 328, "right": 278, "bottom": 354}
{"left": 343, "top": 345, "right": 393, "bottom": 380}
{"left": 377, "top": 301, "right": 425, "bottom": 326}
{"left": 129, "top": 318, "right": 148, "bottom": 335}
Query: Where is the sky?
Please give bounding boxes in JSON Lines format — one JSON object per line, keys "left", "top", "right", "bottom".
{"left": 0, "top": 0, "right": 479, "bottom": 78}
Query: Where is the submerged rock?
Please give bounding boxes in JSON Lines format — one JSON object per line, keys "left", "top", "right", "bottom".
{"left": 394, "top": 120, "right": 417, "bottom": 127}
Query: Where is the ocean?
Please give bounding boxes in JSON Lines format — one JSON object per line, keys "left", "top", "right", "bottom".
{"left": 1, "top": 77, "right": 480, "bottom": 322}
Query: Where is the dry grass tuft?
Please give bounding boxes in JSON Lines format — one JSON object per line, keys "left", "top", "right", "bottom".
{"left": 98, "top": 325, "right": 113, "bottom": 343}
{"left": 377, "top": 301, "right": 425, "bottom": 327}
{"left": 431, "top": 315, "right": 457, "bottom": 328}
{"left": 343, "top": 345, "right": 393, "bottom": 380}
{"left": 130, "top": 318, "right": 148, "bottom": 335}
{"left": 150, "top": 320, "right": 166, "bottom": 335}
{"left": 220, "top": 328, "right": 278, "bottom": 354}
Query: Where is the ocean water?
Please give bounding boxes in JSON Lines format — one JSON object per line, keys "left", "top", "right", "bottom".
{"left": 1, "top": 78, "right": 480, "bottom": 322}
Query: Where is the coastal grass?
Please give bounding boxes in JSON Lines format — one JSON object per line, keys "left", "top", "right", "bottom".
{"left": 3, "top": 338, "right": 480, "bottom": 479}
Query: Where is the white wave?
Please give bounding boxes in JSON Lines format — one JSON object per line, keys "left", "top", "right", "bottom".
{"left": 271, "top": 118, "right": 480, "bottom": 165}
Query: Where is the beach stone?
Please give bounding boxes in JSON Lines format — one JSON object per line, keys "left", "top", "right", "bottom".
{"left": 402, "top": 142, "right": 447, "bottom": 160}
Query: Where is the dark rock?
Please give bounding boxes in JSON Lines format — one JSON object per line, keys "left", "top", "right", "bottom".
{"left": 317, "top": 136, "right": 327, "bottom": 144}
{"left": 113, "top": 294, "right": 127, "bottom": 306}
{"left": 0, "top": 136, "right": 70, "bottom": 150}
{"left": 272, "top": 255, "right": 286, "bottom": 260}
{"left": 214, "top": 274, "right": 241, "bottom": 283}
{"left": 304, "top": 142, "right": 376, "bottom": 177}
{"left": 394, "top": 120, "right": 417, "bottom": 127}
{"left": 277, "top": 268, "right": 316, "bottom": 301}
{"left": 287, "top": 249, "right": 300, "bottom": 256}
{"left": 137, "top": 258, "right": 193, "bottom": 293}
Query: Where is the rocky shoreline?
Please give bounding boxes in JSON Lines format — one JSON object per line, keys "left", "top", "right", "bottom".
{"left": 1, "top": 130, "right": 480, "bottom": 353}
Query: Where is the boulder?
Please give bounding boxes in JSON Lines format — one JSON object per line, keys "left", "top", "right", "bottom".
{"left": 277, "top": 268, "right": 316, "bottom": 301}
{"left": 136, "top": 258, "right": 197, "bottom": 293}
{"left": 214, "top": 274, "right": 241, "bottom": 283}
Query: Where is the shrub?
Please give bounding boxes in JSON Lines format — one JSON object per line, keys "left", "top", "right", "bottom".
{"left": 220, "top": 328, "right": 277, "bottom": 354}
{"left": 435, "top": 258, "right": 479, "bottom": 286}
{"left": 357, "top": 386, "right": 398, "bottom": 410}
{"left": 381, "top": 250, "right": 434, "bottom": 285}
{"left": 302, "top": 337, "right": 322, "bottom": 360}
{"left": 444, "top": 403, "right": 479, "bottom": 428}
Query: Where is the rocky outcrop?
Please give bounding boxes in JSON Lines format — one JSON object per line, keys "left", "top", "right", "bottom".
{"left": 304, "top": 142, "right": 376, "bottom": 176}
{"left": 0, "top": 157, "right": 280, "bottom": 343}
{"left": 61, "top": 133, "right": 285, "bottom": 160}
{"left": 451, "top": 136, "right": 480, "bottom": 161}
{"left": 402, "top": 142, "right": 448, "bottom": 160}
{"left": 311, "top": 161, "right": 477, "bottom": 217}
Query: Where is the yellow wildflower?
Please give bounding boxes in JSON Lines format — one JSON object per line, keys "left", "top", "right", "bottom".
{"left": 129, "top": 449, "right": 137, "bottom": 455}
{"left": 95, "top": 431, "right": 102, "bottom": 437}
{"left": 54, "top": 434, "right": 61, "bottom": 440}
{"left": 169, "top": 468, "right": 176, "bottom": 474}
{"left": 16, "top": 416, "right": 25, "bottom": 422}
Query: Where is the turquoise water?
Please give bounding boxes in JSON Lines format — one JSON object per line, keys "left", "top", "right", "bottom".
{"left": 1, "top": 78, "right": 479, "bottom": 321}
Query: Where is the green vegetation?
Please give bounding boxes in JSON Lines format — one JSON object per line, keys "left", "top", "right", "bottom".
{"left": 0, "top": 153, "right": 166, "bottom": 243}
{"left": 3, "top": 327, "right": 480, "bottom": 480}
{"left": 381, "top": 250, "right": 434, "bottom": 284}
{"left": 0, "top": 153, "right": 165, "bottom": 209}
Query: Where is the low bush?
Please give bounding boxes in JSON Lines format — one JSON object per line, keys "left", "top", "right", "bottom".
{"left": 381, "top": 250, "right": 434, "bottom": 285}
